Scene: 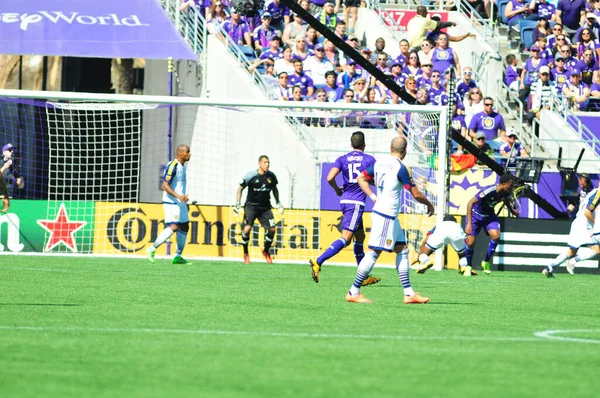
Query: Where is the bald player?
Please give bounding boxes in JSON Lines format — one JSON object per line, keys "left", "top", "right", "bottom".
{"left": 147, "top": 144, "right": 193, "bottom": 265}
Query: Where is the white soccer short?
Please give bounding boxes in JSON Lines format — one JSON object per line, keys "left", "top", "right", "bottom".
{"left": 567, "top": 218, "right": 594, "bottom": 248}
{"left": 592, "top": 233, "right": 600, "bottom": 245}
{"left": 163, "top": 202, "right": 189, "bottom": 225}
{"left": 368, "top": 211, "right": 406, "bottom": 252}
{"left": 426, "top": 222, "right": 467, "bottom": 254}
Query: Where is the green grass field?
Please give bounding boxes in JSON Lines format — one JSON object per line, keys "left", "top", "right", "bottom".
{"left": 1, "top": 256, "right": 599, "bottom": 398}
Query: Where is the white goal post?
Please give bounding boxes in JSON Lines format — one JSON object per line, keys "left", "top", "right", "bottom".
{"left": 0, "top": 89, "right": 448, "bottom": 268}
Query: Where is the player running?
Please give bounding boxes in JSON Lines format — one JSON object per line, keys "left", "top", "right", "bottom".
{"left": 309, "top": 131, "right": 380, "bottom": 285}
{"left": 465, "top": 174, "right": 518, "bottom": 275}
{"left": 415, "top": 214, "right": 470, "bottom": 275}
{"left": 543, "top": 174, "right": 596, "bottom": 277}
{"left": 235, "top": 155, "right": 283, "bottom": 264}
{"left": 345, "top": 137, "right": 434, "bottom": 304}
{"left": 147, "top": 144, "right": 193, "bottom": 265}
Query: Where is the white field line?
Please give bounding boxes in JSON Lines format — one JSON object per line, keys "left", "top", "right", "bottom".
{"left": 0, "top": 325, "right": 597, "bottom": 344}
{"left": 533, "top": 330, "right": 600, "bottom": 344}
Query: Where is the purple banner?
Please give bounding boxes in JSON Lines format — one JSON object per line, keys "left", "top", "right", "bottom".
{"left": 320, "top": 164, "right": 596, "bottom": 219}
{"left": 0, "top": 0, "right": 196, "bottom": 60}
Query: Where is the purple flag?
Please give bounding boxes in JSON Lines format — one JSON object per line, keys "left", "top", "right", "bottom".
{"left": 0, "top": 0, "right": 196, "bottom": 60}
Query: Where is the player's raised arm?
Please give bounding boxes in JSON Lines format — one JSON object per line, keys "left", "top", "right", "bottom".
{"left": 409, "top": 186, "right": 434, "bottom": 216}
{"left": 327, "top": 166, "right": 343, "bottom": 196}
{"left": 465, "top": 195, "right": 479, "bottom": 235}
{"left": 585, "top": 191, "right": 600, "bottom": 225}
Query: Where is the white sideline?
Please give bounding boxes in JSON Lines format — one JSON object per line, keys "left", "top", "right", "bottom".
{"left": 0, "top": 325, "right": 597, "bottom": 344}
{"left": 533, "top": 330, "right": 600, "bottom": 344}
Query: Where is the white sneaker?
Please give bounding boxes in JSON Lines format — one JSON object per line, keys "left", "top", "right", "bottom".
{"left": 566, "top": 259, "right": 576, "bottom": 275}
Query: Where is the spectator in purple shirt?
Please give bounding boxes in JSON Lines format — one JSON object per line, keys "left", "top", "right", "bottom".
{"left": 260, "top": 36, "right": 283, "bottom": 60}
{"left": 500, "top": 129, "right": 529, "bottom": 166}
{"left": 323, "top": 71, "right": 345, "bottom": 101}
{"left": 253, "top": 13, "right": 277, "bottom": 53}
{"left": 576, "top": 48, "right": 600, "bottom": 84}
{"left": 289, "top": 59, "right": 315, "bottom": 96}
{"left": 552, "top": 52, "right": 571, "bottom": 89}
{"left": 336, "top": 59, "right": 360, "bottom": 89}
{"left": 533, "top": 18, "right": 551, "bottom": 44}
{"left": 456, "top": 67, "right": 478, "bottom": 98}
{"left": 519, "top": 44, "right": 548, "bottom": 103}
{"left": 562, "top": 69, "right": 590, "bottom": 110}
{"left": 222, "top": 8, "right": 252, "bottom": 46}
{"left": 505, "top": 0, "right": 537, "bottom": 30}
{"left": 428, "top": 71, "right": 446, "bottom": 105}
{"left": 575, "top": 27, "right": 600, "bottom": 60}
{"left": 264, "top": 0, "right": 290, "bottom": 32}
{"left": 505, "top": 54, "right": 521, "bottom": 92}
{"left": 537, "top": 0, "right": 557, "bottom": 21}
{"left": 469, "top": 97, "right": 507, "bottom": 141}
{"left": 557, "top": 0, "right": 587, "bottom": 37}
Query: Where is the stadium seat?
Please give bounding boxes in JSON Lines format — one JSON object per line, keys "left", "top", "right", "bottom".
{"left": 498, "top": 0, "right": 510, "bottom": 24}
{"left": 520, "top": 28, "right": 536, "bottom": 50}
{"left": 239, "top": 45, "right": 256, "bottom": 60}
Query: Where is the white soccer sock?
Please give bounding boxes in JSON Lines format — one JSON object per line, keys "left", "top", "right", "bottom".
{"left": 153, "top": 227, "right": 175, "bottom": 248}
{"left": 176, "top": 231, "right": 187, "bottom": 256}
{"left": 349, "top": 251, "right": 378, "bottom": 296}
{"left": 574, "top": 251, "right": 598, "bottom": 262}
{"left": 418, "top": 253, "right": 430, "bottom": 267}
{"left": 458, "top": 257, "right": 468, "bottom": 267}
{"left": 548, "top": 253, "right": 570, "bottom": 271}
{"left": 396, "top": 249, "right": 415, "bottom": 296}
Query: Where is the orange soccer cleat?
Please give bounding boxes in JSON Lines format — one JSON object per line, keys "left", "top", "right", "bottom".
{"left": 243, "top": 253, "right": 250, "bottom": 264}
{"left": 403, "top": 292, "right": 430, "bottom": 304}
{"left": 361, "top": 276, "right": 382, "bottom": 286}
{"left": 309, "top": 259, "right": 320, "bottom": 283}
{"left": 345, "top": 293, "right": 373, "bottom": 304}
{"left": 262, "top": 250, "right": 273, "bottom": 264}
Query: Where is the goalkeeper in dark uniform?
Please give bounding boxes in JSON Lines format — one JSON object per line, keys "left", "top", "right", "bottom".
{"left": 235, "top": 155, "right": 284, "bottom": 264}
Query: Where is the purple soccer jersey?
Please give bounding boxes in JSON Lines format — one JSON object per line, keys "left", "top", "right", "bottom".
{"left": 333, "top": 150, "right": 376, "bottom": 205}
{"left": 428, "top": 85, "right": 446, "bottom": 105}
{"left": 468, "top": 111, "right": 506, "bottom": 141}
{"left": 469, "top": 186, "right": 509, "bottom": 236}
{"left": 431, "top": 47, "right": 456, "bottom": 74}
{"left": 288, "top": 72, "right": 314, "bottom": 95}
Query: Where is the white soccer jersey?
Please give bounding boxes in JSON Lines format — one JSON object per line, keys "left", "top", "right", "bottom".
{"left": 586, "top": 190, "right": 600, "bottom": 236}
{"left": 362, "top": 155, "right": 415, "bottom": 218}
{"left": 426, "top": 221, "right": 467, "bottom": 253}
{"left": 162, "top": 159, "right": 187, "bottom": 204}
{"left": 568, "top": 188, "right": 597, "bottom": 248}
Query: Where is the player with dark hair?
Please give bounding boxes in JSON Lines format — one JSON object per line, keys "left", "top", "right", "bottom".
{"left": 465, "top": 174, "right": 518, "bottom": 275}
{"left": 309, "top": 131, "right": 379, "bottom": 285}
{"left": 147, "top": 144, "right": 192, "bottom": 265}
{"left": 235, "top": 155, "right": 283, "bottom": 264}
{"left": 547, "top": 174, "right": 597, "bottom": 276}
{"left": 415, "top": 214, "right": 470, "bottom": 275}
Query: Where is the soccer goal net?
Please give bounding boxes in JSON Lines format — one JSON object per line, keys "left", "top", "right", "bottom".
{"left": 0, "top": 90, "right": 447, "bottom": 267}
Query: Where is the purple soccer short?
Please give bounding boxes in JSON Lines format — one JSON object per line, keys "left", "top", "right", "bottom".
{"left": 340, "top": 203, "right": 365, "bottom": 232}
{"left": 469, "top": 213, "right": 500, "bottom": 236}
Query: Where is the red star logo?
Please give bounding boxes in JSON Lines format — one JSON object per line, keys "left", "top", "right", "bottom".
{"left": 37, "top": 203, "right": 87, "bottom": 252}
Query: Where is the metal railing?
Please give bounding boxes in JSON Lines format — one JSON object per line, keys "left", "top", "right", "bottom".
{"left": 495, "top": 79, "right": 524, "bottom": 137}
{"left": 547, "top": 92, "right": 600, "bottom": 157}
{"left": 454, "top": 0, "right": 500, "bottom": 54}
{"left": 161, "top": 0, "right": 318, "bottom": 156}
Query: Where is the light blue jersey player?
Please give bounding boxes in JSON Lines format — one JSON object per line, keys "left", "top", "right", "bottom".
{"left": 345, "top": 137, "right": 434, "bottom": 305}
{"left": 146, "top": 145, "right": 193, "bottom": 265}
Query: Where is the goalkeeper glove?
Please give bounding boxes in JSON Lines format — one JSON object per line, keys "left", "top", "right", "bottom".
{"left": 276, "top": 202, "right": 284, "bottom": 215}
{"left": 233, "top": 202, "right": 242, "bottom": 216}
